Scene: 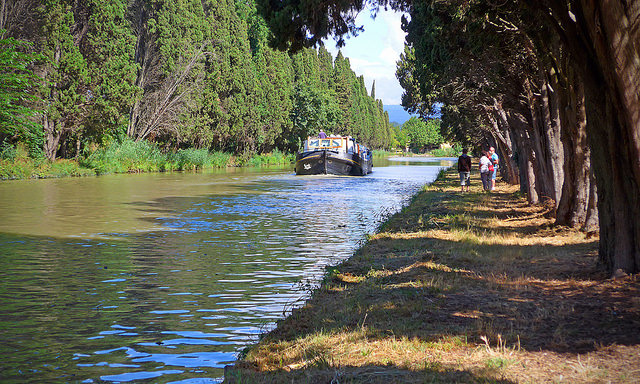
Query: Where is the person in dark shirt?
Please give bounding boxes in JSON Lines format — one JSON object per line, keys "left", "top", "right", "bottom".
{"left": 457, "top": 148, "right": 472, "bottom": 192}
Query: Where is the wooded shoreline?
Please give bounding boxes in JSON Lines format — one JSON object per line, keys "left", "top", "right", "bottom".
{"left": 224, "top": 168, "right": 640, "bottom": 383}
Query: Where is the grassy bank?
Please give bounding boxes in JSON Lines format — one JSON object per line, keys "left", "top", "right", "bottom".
{"left": 0, "top": 140, "right": 295, "bottom": 180}
{"left": 225, "top": 168, "right": 640, "bottom": 383}
{"left": 0, "top": 144, "right": 95, "bottom": 179}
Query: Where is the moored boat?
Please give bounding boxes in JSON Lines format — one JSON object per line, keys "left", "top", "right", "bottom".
{"left": 295, "top": 135, "right": 372, "bottom": 176}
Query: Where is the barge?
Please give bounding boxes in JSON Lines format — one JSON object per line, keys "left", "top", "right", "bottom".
{"left": 295, "top": 135, "right": 372, "bottom": 176}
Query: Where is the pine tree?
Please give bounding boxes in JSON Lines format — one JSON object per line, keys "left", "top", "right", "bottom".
{"left": 370, "top": 79, "right": 375, "bottom": 99}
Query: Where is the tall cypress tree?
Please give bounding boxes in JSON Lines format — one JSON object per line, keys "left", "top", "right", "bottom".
{"left": 0, "top": 32, "right": 41, "bottom": 151}
{"left": 83, "top": 0, "right": 140, "bottom": 143}
{"left": 38, "top": 0, "right": 89, "bottom": 160}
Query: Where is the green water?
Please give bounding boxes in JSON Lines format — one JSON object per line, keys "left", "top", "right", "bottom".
{"left": 0, "top": 158, "right": 452, "bottom": 383}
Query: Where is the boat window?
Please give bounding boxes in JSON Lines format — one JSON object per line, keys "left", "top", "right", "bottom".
{"left": 307, "top": 137, "right": 344, "bottom": 149}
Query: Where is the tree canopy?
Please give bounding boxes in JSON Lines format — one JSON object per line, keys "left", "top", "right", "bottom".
{"left": 402, "top": 117, "right": 443, "bottom": 152}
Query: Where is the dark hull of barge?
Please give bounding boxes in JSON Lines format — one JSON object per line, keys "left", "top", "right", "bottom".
{"left": 295, "top": 150, "right": 372, "bottom": 176}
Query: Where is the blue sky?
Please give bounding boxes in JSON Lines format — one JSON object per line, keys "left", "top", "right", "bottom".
{"left": 323, "top": 8, "right": 407, "bottom": 106}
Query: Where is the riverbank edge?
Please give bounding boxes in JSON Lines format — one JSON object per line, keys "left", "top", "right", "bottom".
{"left": 223, "top": 167, "right": 640, "bottom": 383}
{"left": 0, "top": 147, "right": 398, "bottom": 181}
{"left": 0, "top": 148, "right": 293, "bottom": 181}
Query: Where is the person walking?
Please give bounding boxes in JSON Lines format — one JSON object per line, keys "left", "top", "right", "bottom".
{"left": 489, "top": 146, "right": 499, "bottom": 191}
{"left": 457, "top": 148, "right": 472, "bottom": 192}
{"left": 479, "top": 151, "right": 492, "bottom": 191}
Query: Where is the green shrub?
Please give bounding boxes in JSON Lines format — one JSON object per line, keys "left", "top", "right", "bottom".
{"left": 3, "top": 140, "right": 292, "bottom": 180}
{"left": 45, "top": 159, "right": 95, "bottom": 178}
{"left": 428, "top": 147, "right": 458, "bottom": 157}
{"left": 207, "top": 151, "right": 233, "bottom": 168}
{"left": 428, "top": 143, "right": 463, "bottom": 157}
{"left": 0, "top": 143, "right": 17, "bottom": 160}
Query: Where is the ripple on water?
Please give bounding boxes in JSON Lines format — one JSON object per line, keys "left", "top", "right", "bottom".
{"left": 0, "top": 163, "right": 446, "bottom": 383}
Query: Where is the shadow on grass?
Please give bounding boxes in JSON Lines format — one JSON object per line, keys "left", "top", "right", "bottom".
{"left": 264, "top": 234, "right": 639, "bottom": 354}
{"left": 225, "top": 362, "right": 517, "bottom": 384}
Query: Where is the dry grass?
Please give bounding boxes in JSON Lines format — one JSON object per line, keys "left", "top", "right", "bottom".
{"left": 225, "top": 169, "right": 640, "bottom": 383}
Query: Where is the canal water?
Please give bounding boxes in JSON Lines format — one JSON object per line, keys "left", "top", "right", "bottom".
{"left": 0, "top": 157, "right": 452, "bottom": 383}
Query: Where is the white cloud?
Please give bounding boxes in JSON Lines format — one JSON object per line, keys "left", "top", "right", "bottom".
{"left": 322, "top": 8, "right": 407, "bottom": 105}
{"left": 380, "top": 46, "right": 399, "bottom": 67}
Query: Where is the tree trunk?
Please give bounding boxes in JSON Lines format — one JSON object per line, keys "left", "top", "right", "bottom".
{"left": 540, "top": 67, "right": 565, "bottom": 205}
{"left": 0, "top": 0, "right": 38, "bottom": 39}
{"left": 575, "top": 0, "right": 640, "bottom": 274}
{"left": 487, "top": 101, "right": 519, "bottom": 184}
{"left": 127, "top": 0, "right": 150, "bottom": 138}
{"left": 0, "top": 0, "right": 6, "bottom": 32}
{"left": 43, "top": 115, "right": 62, "bottom": 161}
{"left": 554, "top": 60, "right": 598, "bottom": 230}
{"left": 522, "top": 78, "right": 556, "bottom": 202}
{"left": 42, "top": 44, "right": 62, "bottom": 161}
{"left": 508, "top": 111, "right": 540, "bottom": 203}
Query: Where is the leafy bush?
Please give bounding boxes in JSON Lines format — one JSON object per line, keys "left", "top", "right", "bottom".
{"left": 402, "top": 117, "right": 444, "bottom": 152}
{"left": 4, "top": 139, "right": 293, "bottom": 180}
{"left": 0, "top": 146, "right": 94, "bottom": 179}
{"left": 0, "top": 141, "right": 18, "bottom": 160}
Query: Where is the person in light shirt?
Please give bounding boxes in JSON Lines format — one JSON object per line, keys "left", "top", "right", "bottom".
{"left": 479, "top": 151, "right": 492, "bottom": 191}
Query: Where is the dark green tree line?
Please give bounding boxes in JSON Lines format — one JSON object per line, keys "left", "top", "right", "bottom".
{"left": 0, "top": 0, "right": 392, "bottom": 160}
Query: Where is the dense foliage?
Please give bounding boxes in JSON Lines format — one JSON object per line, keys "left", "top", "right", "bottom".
{"left": 0, "top": 0, "right": 392, "bottom": 161}
{"left": 0, "top": 31, "right": 41, "bottom": 153}
{"left": 401, "top": 117, "right": 443, "bottom": 152}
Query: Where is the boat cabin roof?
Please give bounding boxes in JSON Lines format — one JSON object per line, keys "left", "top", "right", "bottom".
{"left": 303, "top": 135, "right": 369, "bottom": 153}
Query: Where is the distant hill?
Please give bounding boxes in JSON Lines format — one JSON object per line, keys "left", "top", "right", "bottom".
{"left": 384, "top": 105, "right": 417, "bottom": 125}
{"left": 384, "top": 104, "right": 443, "bottom": 125}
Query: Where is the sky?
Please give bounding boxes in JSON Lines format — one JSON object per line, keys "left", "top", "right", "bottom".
{"left": 323, "top": 8, "right": 408, "bottom": 106}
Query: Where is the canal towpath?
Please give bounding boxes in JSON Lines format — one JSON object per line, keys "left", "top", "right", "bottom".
{"left": 225, "top": 168, "right": 640, "bottom": 383}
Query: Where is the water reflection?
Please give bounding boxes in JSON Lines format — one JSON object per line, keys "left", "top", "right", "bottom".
{"left": 0, "top": 159, "right": 448, "bottom": 383}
